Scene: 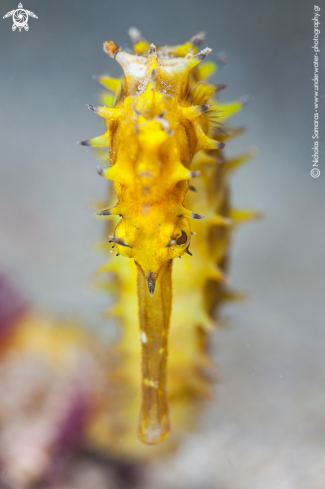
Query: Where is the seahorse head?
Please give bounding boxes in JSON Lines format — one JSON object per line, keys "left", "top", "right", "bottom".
{"left": 86, "top": 40, "right": 217, "bottom": 294}
{"left": 107, "top": 80, "right": 194, "bottom": 293}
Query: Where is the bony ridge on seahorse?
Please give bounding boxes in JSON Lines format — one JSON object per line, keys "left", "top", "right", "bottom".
{"left": 80, "top": 30, "right": 245, "bottom": 445}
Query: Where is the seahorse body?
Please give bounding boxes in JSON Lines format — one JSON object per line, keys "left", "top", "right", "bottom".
{"left": 81, "top": 29, "right": 256, "bottom": 451}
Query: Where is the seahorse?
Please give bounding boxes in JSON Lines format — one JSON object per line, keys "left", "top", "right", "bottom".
{"left": 80, "top": 28, "right": 257, "bottom": 449}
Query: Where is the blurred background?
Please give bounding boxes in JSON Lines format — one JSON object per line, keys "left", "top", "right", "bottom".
{"left": 0, "top": 0, "right": 324, "bottom": 488}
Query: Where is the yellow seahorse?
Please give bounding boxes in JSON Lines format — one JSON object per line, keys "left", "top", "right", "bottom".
{"left": 81, "top": 28, "right": 257, "bottom": 449}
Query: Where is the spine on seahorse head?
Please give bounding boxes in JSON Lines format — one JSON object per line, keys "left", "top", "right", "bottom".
{"left": 81, "top": 29, "right": 257, "bottom": 446}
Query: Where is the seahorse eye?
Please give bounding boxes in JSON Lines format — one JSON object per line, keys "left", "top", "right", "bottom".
{"left": 176, "top": 230, "right": 187, "bottom": 245}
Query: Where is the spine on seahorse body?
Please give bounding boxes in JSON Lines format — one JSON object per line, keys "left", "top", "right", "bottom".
{"left": 81, "top": 28, "right": 258, "bottom": 454}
